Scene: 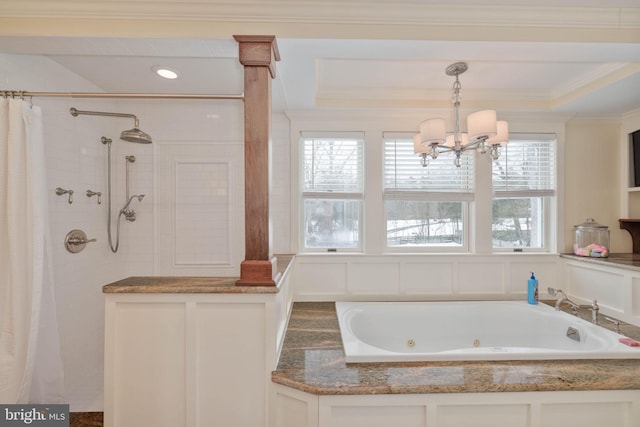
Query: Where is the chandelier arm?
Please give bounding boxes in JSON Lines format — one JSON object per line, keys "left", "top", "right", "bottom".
{"left": 461, "top": 137, "right": 487, "bottom": 151}
{"left": 433, "top": 145, "right": 455, "bottom": 154}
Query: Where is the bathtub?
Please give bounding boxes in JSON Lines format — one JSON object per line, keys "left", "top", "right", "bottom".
{"left": 336, "top": 301, "right": 640, "bottom": 362}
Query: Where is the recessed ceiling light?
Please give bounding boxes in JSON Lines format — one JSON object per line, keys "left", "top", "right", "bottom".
{"left": 152, "top": 66, "right": 178, "bottom": 79}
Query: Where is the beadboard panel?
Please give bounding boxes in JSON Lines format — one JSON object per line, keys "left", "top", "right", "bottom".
{"left": 293, "top": 254, "right": 560, "bottom": 301}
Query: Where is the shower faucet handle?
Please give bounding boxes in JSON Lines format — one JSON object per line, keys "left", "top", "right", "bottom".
{"left": 64, "top": 229, "right": 96, "bottom": 253}
{"left": 86, "top": 190, "right": 102, "bottom": 204}
{"left": 55, "top": 187, "right": 74, "bottom": 204}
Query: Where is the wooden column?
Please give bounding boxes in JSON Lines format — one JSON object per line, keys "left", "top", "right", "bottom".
{"left": 234, "top": 35, "right": 280, "bottom": 286}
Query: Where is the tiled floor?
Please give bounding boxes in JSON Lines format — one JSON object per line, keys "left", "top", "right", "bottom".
{"left": 70, "top": 412, "right": 103, "bottom": 427}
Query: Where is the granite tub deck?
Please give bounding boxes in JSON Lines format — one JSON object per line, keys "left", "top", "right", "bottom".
{"left": 272, "top": 302, "right": 640, "bottom": 395}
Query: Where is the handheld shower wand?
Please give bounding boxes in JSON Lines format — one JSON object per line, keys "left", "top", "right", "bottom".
{"left": 121, "top": 194, "right": 145, "bottom": 222}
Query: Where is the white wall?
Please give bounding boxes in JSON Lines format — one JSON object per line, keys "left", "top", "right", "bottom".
{"left": 564, "top": 119, "right": 624, "bottom": 253}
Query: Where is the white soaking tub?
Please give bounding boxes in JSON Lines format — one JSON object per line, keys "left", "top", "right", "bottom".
{"left": 336, "top": 301, "right": 640, "bottom": 362}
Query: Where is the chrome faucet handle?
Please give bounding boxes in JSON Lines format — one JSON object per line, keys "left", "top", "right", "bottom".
{"left": 64, "top": 229, "right": 96, "bottom": 253}
{"left": 604, "top": 316, "right": 621, "bottom": 334}
{"left": 55, "top": 187, "right": 74, "bottom": 204}
{"left": 590, "top": 299, "right": 600, "bottom": 324}
{"left": 86, "top": 190, "right": 102, "bottom": 205}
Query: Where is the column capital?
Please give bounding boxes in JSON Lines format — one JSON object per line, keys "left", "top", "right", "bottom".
{"left": 233, "top": 35, "right": 280, "bottom": 78}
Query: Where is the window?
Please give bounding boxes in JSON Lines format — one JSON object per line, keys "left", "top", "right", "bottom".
{"left": 301, "top": 132, "right": 364, "bottom": 250}
{"left": 492, "top": 134, "right": 556, "bottom": 250}
{"left": 383, "top": 133, "right": 473, "bottom": 250}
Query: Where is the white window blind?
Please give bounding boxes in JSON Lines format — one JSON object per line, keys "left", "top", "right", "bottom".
{"left": 302, "top": 132, "right": 364, "bottom": 197}
{"left": 383, "top": 133, "right": 473, "bottom": 200}
{"left": 492, "top": 134, "right": 556, "bottom": 197}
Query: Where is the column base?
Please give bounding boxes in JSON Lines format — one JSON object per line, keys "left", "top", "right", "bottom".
{"left": 236, "top": 257, "right": 278, "bottom": 286}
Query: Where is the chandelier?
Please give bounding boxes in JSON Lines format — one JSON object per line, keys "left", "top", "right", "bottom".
{"left": 414, "top": 62, "right": 509, "bottom": 167}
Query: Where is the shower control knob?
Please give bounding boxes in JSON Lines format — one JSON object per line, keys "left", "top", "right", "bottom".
{"left": 64, "top": 229, "right": 96, "bottom": 253}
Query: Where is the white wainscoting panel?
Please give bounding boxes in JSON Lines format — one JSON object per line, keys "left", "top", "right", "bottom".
{"left": 275, "top": 387, "right": 640, "bottom": 427}
{"left": 155, "top": 142, "right": 243, "bottom": 276}
{"left": 294, "top": 261, "right": 348, "bottom": 296}
{"left": 508, "top": 260, "right": 558, "bottom": 295}
{"left": 456, "top": 262, "right": 505, "bottom": 294}
{"left": 437, "top": 404, "right": 528, "bottom": 427}
{"left": 348, "top": 262, "right": 400, "bottom": 295}
{"left": 111, "top": 302, "right": 187, "bottom": 427}
{"left": 565, "top": 263, "right": 626, "bottom": 310}
{"left": 196, "top": 303, "right": 266, "bottom": 427}
{"left": 633, "top": 277, "right": 640, "bottom": 318}
{"left": 293, "top": 254, "right": 560, "bottom": 301}
{"left": 540, "top": 401, "right": 630, "bottom": 427}
{"left": 400, "top": 261, "right": 453, "bottom": 295}
{"left": 561, "top": 258, "right": 640, "bottom": 326}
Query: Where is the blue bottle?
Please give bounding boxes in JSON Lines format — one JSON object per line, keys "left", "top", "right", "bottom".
{"left": 528, "top": 272, "right": 539, "bottom": 304}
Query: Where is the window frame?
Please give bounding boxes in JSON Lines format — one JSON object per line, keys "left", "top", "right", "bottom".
{"left": 289, "top": 114, "right": 563, "bottom": 256}
{"left": 299, "top": 132, "right": 365, "bottom": 252}
{"left": 491, "top": 133, "right": 557, "bottom": 253}
{"left": 382, "top": 132, "right": 473, "bottom": 253}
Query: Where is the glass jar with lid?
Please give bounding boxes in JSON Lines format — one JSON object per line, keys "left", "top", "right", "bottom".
{"left": 573, "top": 218, "right": 609, "bottom": 257}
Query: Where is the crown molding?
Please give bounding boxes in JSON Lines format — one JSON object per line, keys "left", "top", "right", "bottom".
{"left": 1, "top": 1, "right": 639, "bottom": 33}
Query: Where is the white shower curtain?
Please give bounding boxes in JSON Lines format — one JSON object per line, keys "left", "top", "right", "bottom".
{"left": 0, "top": 99, "right": 65, "bottom": 404}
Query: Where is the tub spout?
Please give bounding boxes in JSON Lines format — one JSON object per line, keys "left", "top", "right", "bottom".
{"left": 547, "top": 287, "right": 579, "bottom": 315}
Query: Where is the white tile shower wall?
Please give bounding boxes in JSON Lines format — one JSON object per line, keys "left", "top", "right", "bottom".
{"left": 116, "top": 100, "right": 245, "bottom": 276}
{"left": 0, "top": 53, "right": 128, "bottom": 410}
{"left": 272, "top": 113, "right": 292, "bottom": 255}
{"left": 112, "top": 101, "right": 292, "bottom": 277}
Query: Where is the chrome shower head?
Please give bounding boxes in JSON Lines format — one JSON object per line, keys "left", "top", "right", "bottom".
{"left": 70, "top": 107, "right": 153, "bottom": 144}
{"left": 121, "top": 128, "right": 152, "bottom": 144}
{"left": 136, "top": 194, "right": 145, "bottom": 202}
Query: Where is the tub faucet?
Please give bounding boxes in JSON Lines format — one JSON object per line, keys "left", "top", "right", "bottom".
{"left": 547, "top": 287, "right": 599, "bottom": 324}
{"left": 548, "top": 287, "right": 579, "bottom": 314}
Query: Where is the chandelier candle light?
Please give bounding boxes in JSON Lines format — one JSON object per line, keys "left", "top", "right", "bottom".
{"left": 414, "top": 62, "right": 509, "bottom": 167}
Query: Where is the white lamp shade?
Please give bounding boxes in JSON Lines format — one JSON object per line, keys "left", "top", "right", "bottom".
{"left": 419, "top": 118, "right": 446, "bottom": 144}
{"left": 467, "top": 110, "right": 497, "bottom": 141}
{"left": 445, "top": 132, "right": 469, "bottom": 148}
{"left": 413, "top": 133, "right": 431, "bottom": 154}
{"left": 486, "top": 120, "right": 509, "bottom": 146}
